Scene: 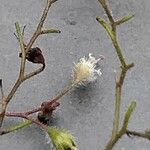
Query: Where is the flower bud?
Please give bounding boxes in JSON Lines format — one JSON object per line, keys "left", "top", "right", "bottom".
{"left": 47, "top": 127, "right": 79, "bottom": 150}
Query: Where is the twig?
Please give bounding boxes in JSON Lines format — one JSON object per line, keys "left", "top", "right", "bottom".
{"left": 115, "top": 15, "right": 134, "bottom": 26}
{"left": 4, "top": 82, "right": 76, "bottom": 119}
{"left": 0, "top": 23, "right": 26, "bottom": 127}
{"left": 0, "top": 81, "right": 77, "bottom": 130}
{"left": 22, "top": 25, "right": 27, "bottom": 37}
{"left": 50, "top": 83, "right": 76, "bottom": 102}
{"left": 0, "top": 79, "right": 4, "bottom": 99}
{"left": 41, "top": 29, "right": 61, "bottom": 34}
{"left": 6, "top": 112, "right": 48, "bottom": 131}
{"left": 23, "top": 64, "right": 45, "bottom": 80}
{"left": 0, "top": 0, "right": 57, "bottom": 127}
{"left": 98, "top": 0, "right": 114, "bottom": 25}
{"left": 113, "top": 63, "right": 134, "bottom": 137}
{"left": 97, "top": 0, "right": 135, "bottom": 149}
{"left": 105, "top": 101, "right": 136, "bottom": 150}
{"left": 96, "top": 17, "right": 127, "bottom": 68}
{"left": 2, "top": 112, "right": 50, "bottom": 137}
{"left": 0, "top": 120, "right": 32, "bottom": 135}
{"left": 15, "top": 22, "right": 26, "bottom": 79}
{"left": 25, "top": 0, "right": 58, "bottom": 52}
{"left": 126, "top": 130, "right": 150, "bottom": 141}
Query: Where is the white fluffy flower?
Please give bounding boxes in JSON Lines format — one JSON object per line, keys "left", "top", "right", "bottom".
{"left": 73, "top": 53, "right": 104, "bottom": 85}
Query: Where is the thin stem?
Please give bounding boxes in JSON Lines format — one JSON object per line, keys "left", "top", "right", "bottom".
{"left": 0, "top": 79, "right": 4, "bottom": 98}
{"left": 2, "top": 65, "right": 45, "bottom": 111}
{"left": 23, "top": 64, "right": 45, "bottom": 81}
{"left": 105, "top": 128, "right": 125, "bottom": 150}
{"left": 15, "top": 22, "right": 26, "bottom": 78}
{"left": 4, "top": 22, "right": 26, "bottom": 103}
{"left": 6, "top": 112, "right": 48, "bottom": 131}
{"left": 112, "top": 64, "right": 133, "bottom": 138}
{"left": 96, "top": 17, "right": 127, "bottom": 68}
{"left": 51, "top": 82, "right": 76, "bottom": 102}
{"left": 98, "top": 0, "right": 114, "bottom": 24}
{"left": 97, "top": 0, "right": 135, "bottom": 149}
{"left": 24, "top": 107, "right": 42, "bottom": 116}
{"left": 126, "top": 130, "right": 150, "bottom": 141}
{"left": 112, "top": 82, "right": 122, "bottom": 138}
{"left": 26, "top": 0, "right": 57, "bottom": 52}
{"left": 112, "top": 34, "right": 127, "bottom": 68}
{"left": 0, "top": 0, "right": 56, "bottom": 127}
{"left": 105, "top": 101, "right": 136, "bottom": 150}
{"left": 0, "top": 120, "right": 32, "bottom": 135}
{"left": 115, "top": 14, "right": 134, "bottom": 26}
{"left": 3, "top": 82, "right": 76, "bottom": 118}
{"left": 41, "top": 29, "right": 61, "bottom": 34}
{"left": 0, "top": 79, "right": 22, "bottom": 127}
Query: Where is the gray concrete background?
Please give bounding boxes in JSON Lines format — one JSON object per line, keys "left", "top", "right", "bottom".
{"left": 0, "top": 0, "right": 150, "bottom": 149}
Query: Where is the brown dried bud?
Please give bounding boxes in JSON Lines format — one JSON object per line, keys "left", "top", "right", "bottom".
{"left": 41, "top": 101, "right": 60, "bottom": 114}
{"left": 19, "top": 47, "right": 45, "bottom": 65}
{"left": 37, "top": 101, "right": 60, "bottom": 124}
{"left": 37, "top": 112, "right": 50, "bottom": 124}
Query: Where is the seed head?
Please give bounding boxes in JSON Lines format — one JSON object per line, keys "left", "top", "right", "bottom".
{"left": 73, "top": 53, "right": 104, "bottom": 85}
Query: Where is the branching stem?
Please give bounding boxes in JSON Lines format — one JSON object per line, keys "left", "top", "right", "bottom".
{"left": 0, "top": 0, "right": 58, "bottom": 127}
{"left": 0, "top": 82, "right": 77, "bottom": 135}
{"left": 126, "top": 130, "right": 150, "bottom": 141}
{"left": 105, "top": 101, "right": 136, "bottom": 150}
{"left": 97, "top": 0, "right": 135, "bottom": 149}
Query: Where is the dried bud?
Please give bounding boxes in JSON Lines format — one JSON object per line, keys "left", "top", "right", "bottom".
{"left": 47, "top": 127, "right": 79, "bottom": 150}
{"left": 38, "top": 101, "right": 60, "bottom": 124}
{"left": 19, "top": 47, "right": 45, "bottom": 65}
{"left": 41, "top": 101, "right": 60, "bottom": 114}
{"left": 37, "top": 112, "right": 50, "bottom": 124}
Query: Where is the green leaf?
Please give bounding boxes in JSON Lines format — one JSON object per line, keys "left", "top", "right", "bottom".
{"left": 123, "top": 101, "right": 136, "bottom": 129}
{"left": 41, "top": 29, "right": 61, "bottom": 34}
{"left": 116, "top": 14, "right": 134, "bottom": 25}
{"left": 96, "top": 17, "right": 115, "bottom": 40}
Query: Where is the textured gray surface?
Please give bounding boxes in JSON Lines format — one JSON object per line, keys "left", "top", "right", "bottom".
{"left": 0, "top": 0, "right": 150, "bottom": 150}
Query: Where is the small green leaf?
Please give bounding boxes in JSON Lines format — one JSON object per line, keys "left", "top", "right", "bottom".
{"left": 0, "top": 120, "right": 32, "bottom": 135}
{"left": 116, "top": 14, "right": 134, "bottom": 25}
{"left": 41, "top": 29, "right": 61, "bottom": 34}
{"left": 96, "top": 17, "right": 115, "bottom": 40}
{"left": 123, "top": 101, "right": 136, "bottom": 129}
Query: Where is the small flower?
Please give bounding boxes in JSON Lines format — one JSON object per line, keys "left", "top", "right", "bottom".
{"left": 73, "top": 53, "right": 104, "bottom": 85}
{"left": 47, "top": 127, "right": 79, "bottom": 150}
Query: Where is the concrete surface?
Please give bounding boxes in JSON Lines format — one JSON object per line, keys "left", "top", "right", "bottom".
{"left": 0, "top": 0, "right": 150, "bottom": 149}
